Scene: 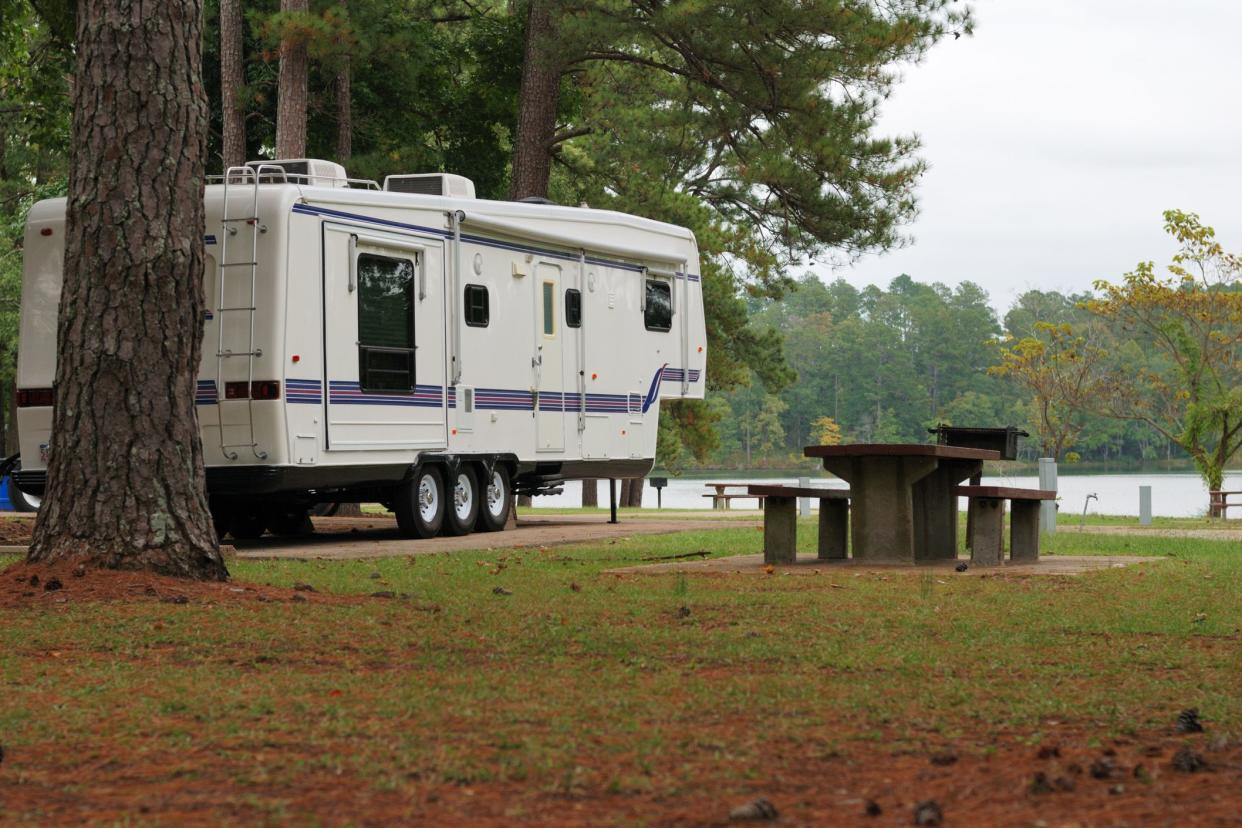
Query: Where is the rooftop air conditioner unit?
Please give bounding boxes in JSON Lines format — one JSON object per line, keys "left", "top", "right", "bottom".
{"left": 383, "top": 173, "right": 476, "bottom": 199}
{"left": 245, "top": 159, "right": 349, "bottom": 187}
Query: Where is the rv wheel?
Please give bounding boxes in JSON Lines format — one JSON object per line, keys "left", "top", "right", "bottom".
{"left": 267, "top": 508, "right": 313, "bottom": 537}
{"left": 229, "top": 509, "right": 267, "bottom": 540}
{"left": 396, "top": 466, "right": 445, "bottom": 539}
{"left": 443, "top": 466, "right": 480, "bottom": 536}
{"left": 477, "top": 466, "right": 512, "bottom": 533}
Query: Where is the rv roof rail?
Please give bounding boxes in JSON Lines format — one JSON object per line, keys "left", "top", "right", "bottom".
{"left": 205, "top": 171, "right": 381, "bottom": 190}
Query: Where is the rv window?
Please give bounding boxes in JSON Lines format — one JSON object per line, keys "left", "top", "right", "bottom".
{"left": 464, "top": 284, "right": 489, "bottom": 327}
{"left": 357, "top": 253, "right": 415, "bottom": 392}
{"left": 542, "top": 281, "right": 556, "bottom": 336}
{"left": 644, "top": 279, "right": 672, "bottom": 332}
{"left": 565, "top": 289, "right": 581, "bottom": 328}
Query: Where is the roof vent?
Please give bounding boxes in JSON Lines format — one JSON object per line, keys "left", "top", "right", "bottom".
{"left": 383, "top": 173, "right": 476, "bottom": 199}
{"left": 245, "top": 159, "right": 349, "bottom": 187}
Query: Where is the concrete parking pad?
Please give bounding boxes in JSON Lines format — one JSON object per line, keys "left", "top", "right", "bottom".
{"left": 232, "top": 513, "right": 760, "bottom": 560}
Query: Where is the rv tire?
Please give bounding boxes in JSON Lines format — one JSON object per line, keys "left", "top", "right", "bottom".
{"left": 444, "top": 465, "right": 480, "bottom": 536}
{"left": 477, "top": 465, "right": 512, "bottom": 533}
{"left": 396, "top": 465, "right": 445, "bottom": 539}
{"left": 229, "top": 509, "right": 267, "bottom": 540}
{"left": 267, "top": 507, "right": 314, "bottom": 537}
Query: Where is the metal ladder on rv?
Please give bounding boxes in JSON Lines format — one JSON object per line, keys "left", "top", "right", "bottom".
{"left": 214, "top": 165, "right": 283, "bottom": 460}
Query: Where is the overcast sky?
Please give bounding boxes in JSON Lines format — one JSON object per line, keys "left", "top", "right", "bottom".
{"left": 836, "top": 0, "right": 1242, "bottom": 315}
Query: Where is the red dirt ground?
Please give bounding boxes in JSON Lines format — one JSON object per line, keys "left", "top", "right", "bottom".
{"left": 1, "top": 722, "right": 1237, "bottom": 825}
{"left": 0, "top": 561, "right": 359, "bottom": 608}
{"left": 0, "top": 514, "right": 35, "bottom": 544}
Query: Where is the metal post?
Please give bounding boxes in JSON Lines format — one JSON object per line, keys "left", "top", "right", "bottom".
{"left": 1038, "top": 458, "right": 1057, "bottom": 534}
{"left": 608, "top": 478, "right": 618, "bottom": 524}
{"left": 798, "top": 476, "right": 810, "bottom": 517}
{"left": 1139, "top": 485, "right": 1152, "bottom": 526}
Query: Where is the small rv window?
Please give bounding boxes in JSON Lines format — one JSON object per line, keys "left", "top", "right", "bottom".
{"left": 464, "top": 284, "right": 489, "bottom": 327}
{"left": 644, "top": 279, "right": 672, "bottom": 332}
{"left": 357, "top": 253, "right": 415, "bottom": 392}
{"left": 565, "top": 288, "right": 581, "bottom": 328}
{"left": 542, "top": 281, "right": 556, "bottom": 336}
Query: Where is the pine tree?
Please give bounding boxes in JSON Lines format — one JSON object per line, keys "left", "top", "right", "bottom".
{"left": 27, "top": 0, "right": 227, "bottom": 579}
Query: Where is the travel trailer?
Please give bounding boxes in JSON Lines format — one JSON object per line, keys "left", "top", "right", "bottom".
{"left": 13, "top": 160, "right": 707, "bottom": 539}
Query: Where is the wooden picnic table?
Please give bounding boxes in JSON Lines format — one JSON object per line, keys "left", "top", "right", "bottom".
{"left": 804, "top": 443, "right": 1002, "bottom": 563}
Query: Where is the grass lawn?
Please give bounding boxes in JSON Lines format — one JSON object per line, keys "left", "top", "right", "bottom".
{"left": 1, "top": 520, "right": 1239, "bottom": 825}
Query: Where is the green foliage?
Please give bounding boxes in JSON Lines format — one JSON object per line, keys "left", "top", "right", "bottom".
{"left": 0, "top": 1, "right": 71, "bottom": 446}
{"left": 1086, "top": 210, "right": 1242, "bottom": 491}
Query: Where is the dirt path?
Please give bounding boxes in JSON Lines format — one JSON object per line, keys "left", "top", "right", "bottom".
{"left": 1063, "top": 524, "right": 1242, "bottom": 541}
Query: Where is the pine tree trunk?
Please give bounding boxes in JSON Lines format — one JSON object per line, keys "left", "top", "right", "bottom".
{"left": 27, "top": 0, "right": 227, "bottom": 580}
{"left": 335, "top": 0, "right": 352, "bottom": 162}
{"left": 508, "top": 0, "right": 560, "bottom": 200}
{"left": 219, "top": 0, "right": 246, "bottom": 169}
{"left": 628, "top": 478, "right": 644, "bottom": 507}
{"left": 275, "top": 0, "right": 309, "bottom": 159}
{"left": 581, "top": 479, "right": 597, "bottom": 507}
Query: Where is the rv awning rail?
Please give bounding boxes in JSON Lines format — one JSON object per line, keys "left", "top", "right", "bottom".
{"left": 455, "top": 210, "right": 686, "bottom": 268}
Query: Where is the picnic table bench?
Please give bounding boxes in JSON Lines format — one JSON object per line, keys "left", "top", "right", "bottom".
{"left": 702, "top": 483, "right": 767, "bottom": 510}
{"left": 748, "top": 485, "right": 851, "bottom": 564}
{"left": 1209, "top": 490, "right": 1242, "bottom": 518}
{"left": 957, "top": 485, "right": 1056, "bottom": 564}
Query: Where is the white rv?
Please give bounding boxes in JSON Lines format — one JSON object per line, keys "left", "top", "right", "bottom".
{"left": 14, "top": 160, "right": 707, "bottom": 538}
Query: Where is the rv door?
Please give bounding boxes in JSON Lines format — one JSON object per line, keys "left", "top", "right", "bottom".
{"left": 322, "top": 222, "right": 448, "bottom": 450}
{"left": 534, "top": 262, "right": 565, "bottom": 452}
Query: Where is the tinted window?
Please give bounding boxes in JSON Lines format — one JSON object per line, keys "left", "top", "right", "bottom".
{"left": 542, "top": 281, "right": 555, "bottom": 336}
{"left": 357, "top": 253, "right": 415, "bottom": 392}
{"left": 465, "top": 284, "right": 489, "bottom": 327}
{"left": 644, "top": 279, "right": 672, "bottom": 332}
{"left": 565, "top": 288, "right": 581, "bottom": 328}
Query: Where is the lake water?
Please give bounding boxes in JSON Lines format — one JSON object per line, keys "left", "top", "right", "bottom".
{"left": 531, "top": 471, "right": 1242, "bottom": 518}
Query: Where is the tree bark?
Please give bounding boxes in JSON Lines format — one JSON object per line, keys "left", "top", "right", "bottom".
{"left": 508, "top": 0, "right": 561, "bottom": 200}
{"left": 28, "top": 0, "right": 227, "bottom": 579}
{"left": 627, "top": 478, "right": 644, "bottom": 507}
{"left": 334, "top": 0, "right": 352, "bottom": 162}
{"left": 581, "top": 478, "right": 597, "bottom": 507}
{"left": 275, "top": 0, "right": 309, "bottom": 159}
{"left": 219, "top": 0, "right": 246, "bottom": 169}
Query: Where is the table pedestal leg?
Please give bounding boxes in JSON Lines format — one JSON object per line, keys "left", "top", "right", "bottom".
{"left": 913, "top": 460, "right": 983, "bottom": 562}
{"left": 817, "top": 499, "right": 848, "bottom": 560}
{"left": 822, "top": 456, "right": 936, "bottom": 563}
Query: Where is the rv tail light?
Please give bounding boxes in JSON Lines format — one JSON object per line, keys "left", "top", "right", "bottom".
{"left": 16, "top": 388, "right": 54, "bottom": 407}
{"left": 251, "top": 381, "right": 281, "bottom": 400}
{"left": 224, "top": 381, "right": 282, "bottom": 400}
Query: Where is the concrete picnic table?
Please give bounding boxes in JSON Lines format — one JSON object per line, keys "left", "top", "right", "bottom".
{"left": 804, "top": 443, "right": 1001, "bottom": 563}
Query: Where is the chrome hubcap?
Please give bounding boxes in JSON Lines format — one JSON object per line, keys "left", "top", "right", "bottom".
{"left": 418, "top": 475, "right": 438, "bottom": 523}
{"left": 487, "top": 472, "right": 505, "bottom": 517}
{"left": 454, "top": 473, "right": 473, "bottom": 521}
